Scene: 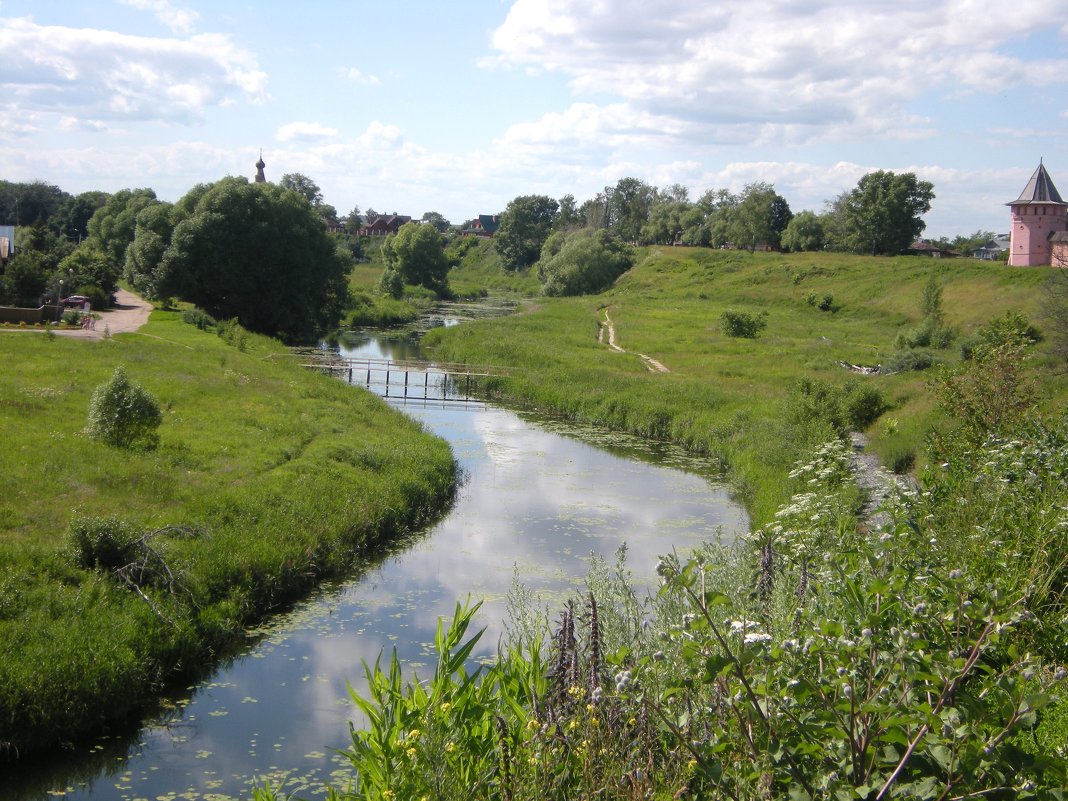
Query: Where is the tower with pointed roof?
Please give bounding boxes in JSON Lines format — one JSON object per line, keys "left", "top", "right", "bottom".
{"left": 254, "top": 150, "right": 266, "bottom": 183}
{"left": 1007, "top": 161, "right": 1067, "bottom": 266}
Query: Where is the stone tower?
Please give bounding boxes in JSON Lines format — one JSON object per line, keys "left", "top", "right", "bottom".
{"left": 1007, "top": 161, "right": 1067, "bottom": 266}
{"left": 254, "top": 150, "right": 266, "bottom": 183}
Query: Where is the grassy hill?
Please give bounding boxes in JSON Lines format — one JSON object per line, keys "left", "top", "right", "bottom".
{"left": 425, "top": 247, "right": 1066, "bottom": 524}
{"left": 0, "top": 313, "right": 456, "bottom": 755}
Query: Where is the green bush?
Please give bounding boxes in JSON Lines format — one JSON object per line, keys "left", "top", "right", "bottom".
{"left": 805, "top": 291, "right": 836, "bottom": 311}
{"left": 181, "top": 308, "right": 216, "bottom": 331}
{"left": 216, "top": 318, "right": 250, "bottom": 352}
{"left": 85, "top": 365, "right": 163, "bottom": 449}
{"left": 884, "top": 348, "right": 935, "bottom": 373}
{"left": 895, "top": 318, "right": 955, "bottom": 349}
{"left": 841, "top": 380, "right": 887, "bottom": 429}
{"left": 960, "top": 310, "right": 1042, "bottom": 360}
{"left": 720, "top": 308, "right": 768, "bottom": 338}
{"left": 61, "top": 309, "right": 84, "bottom": 326}
{"left": 66, "top": 515, "right": 139, "bottom": 572}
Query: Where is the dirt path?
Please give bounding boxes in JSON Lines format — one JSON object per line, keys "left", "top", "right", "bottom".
{"left": 53, "top": 289, "right": 153, "bottom": 341}
{"left": 599, "top": 308, "right": 670, "bottom": 373}
{"left": 849, "top": 432, "right": 917, "bottom": 529}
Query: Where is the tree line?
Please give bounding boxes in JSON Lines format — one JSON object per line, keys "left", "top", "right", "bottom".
{"left": 0, "top": 168, "right": 936, "bottom": 338}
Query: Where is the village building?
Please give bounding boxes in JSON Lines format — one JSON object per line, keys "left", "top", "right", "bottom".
{"left": 462, "top": 215, "right": 500, "bottom": 238}
{"left": 254, "top": 151, "right": 266, "bottom": 183}
{"left": 1007, "top": 161, "right": 1067, "bottom": 266}
{"left": 358, "top": 214, "right": 412, "bottom": 236}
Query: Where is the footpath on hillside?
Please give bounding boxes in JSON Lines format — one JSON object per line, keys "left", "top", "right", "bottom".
{"left": 598, "top": 307, "right": 670, "bottom": 372}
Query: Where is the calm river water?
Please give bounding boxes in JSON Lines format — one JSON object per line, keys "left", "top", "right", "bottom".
{"left": 9, "top": 306, "right": 747, "bottom": 801}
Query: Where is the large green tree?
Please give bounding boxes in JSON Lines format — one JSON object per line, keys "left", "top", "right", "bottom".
{"left": 156, "top": 177, "right": 351, "bottom": 342}
{"left": 124, "top": 202, "right": 178, "bottom": 298}
{"left": 496, "top": 195, "right": 559, "bottom": 271}
{"left": 52, "top": 191, "right": 109, "bottom": 242}
{"left": 837, "top": 171, "right": 935, "bottom": 255}
{"left": 87, "top": 189, "right": 160, "bottom": 274}
{"left": 728, "top": 182, "right": 793, "bottom": 251}
{"left": 608, "top": 177, "right": 657, "bottom": 243}
{"left": 381, "top": 222, "right": 450, "bottom": 296}
{"left": 0, "top": 180, "right": 69, "bottom": 228}
{"left": 537, "top": 228, "right": 634, "bottom": 296}
{"left": 781, "top": 210, "right": 827, "bottom": 252}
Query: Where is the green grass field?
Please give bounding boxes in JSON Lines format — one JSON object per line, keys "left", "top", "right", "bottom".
{"left": 0, "top": 313, "right": 457, "bottom": 754}
{"left": 425, "top": 247, "right": 1067, "bottom": 523}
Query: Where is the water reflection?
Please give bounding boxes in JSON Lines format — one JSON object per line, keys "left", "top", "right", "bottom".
{"left": 12, "top": 306, "right": 746, "bottom": 801}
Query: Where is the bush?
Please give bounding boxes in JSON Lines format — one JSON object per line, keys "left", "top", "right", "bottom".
{"left": 216, "top": 318, "right": 250, "bottom": 352}
{"left": 181, "top": 307, "right": 216, "bottom": 331}
{"left": 884, "top": 349, "right": 935, "bottom": 373}
{"left": 960, "top": 310, "right": 1042, "bottom": 360}
{"left": 841, "top": 380, "right": 887, "bottom": 429}
{"left": 805, "top": 291, "right": 836, "bottom": 311}
{"left": 66, "top": 515, "right": 139, "bottom": 572}
{"left": 61, "top": 309, "right": 84, "bottom": 326}
{"left": 895, "top": 318, "right": 955, "bottom": 350}
{"left": 85, "top": 365, "right": 163, "bottom": 449}
{"left": 720, "top": 308, "right": 768, "bottom": 338}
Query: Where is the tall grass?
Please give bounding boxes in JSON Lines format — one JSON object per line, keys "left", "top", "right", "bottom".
{"left": 0, "top": 312, "right": 457, "bottom": 755}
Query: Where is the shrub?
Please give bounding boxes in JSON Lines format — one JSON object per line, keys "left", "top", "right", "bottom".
{"left": 181, "top": 307, "right": 216, "bottom": 331}
{"left": 841, "top": 380, "right": 887, "bottom": 429}
{"left": 884, "top": 441, "right": 916, "bottom": 474}
{"left": 720, "top": 308, "right": 768, "bottom": 338}
{"left": 85, "top": 365, "right": 163, "bottom": 449}
{"left": 61, "top": 309, "right": 84, "bottom": 326}
{"left": 884, "top": 349, "right": 934, "bottom": 373}
{"left": 216, "top": 318, "right": 250, "bottom": 352}
{"left": 67, "top": 515, "right": 139, "bottom": 572}
{"left": 805, "top": 291, "right": 836, "bottom": 311}
{"left": 895, "top": 318, "right": 955, "bottom": 350}
{"left": 960, "top": 310, "right": 1042, "bottom": 360}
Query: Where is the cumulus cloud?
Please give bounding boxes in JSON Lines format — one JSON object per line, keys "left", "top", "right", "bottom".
{"left": 120, "top": 0, "right": 200, "bottom": 34}
{"left": 341, "top": 67, "right": 381, "bottom": 86}
{"left": 485, "top": 0, "right": 1068, "bottom": 147}
{"left": 276, "top": 121, "right": 340, "bottom": 143}
{"left": 0, "top": 17, "right": 267, "bottom": 124}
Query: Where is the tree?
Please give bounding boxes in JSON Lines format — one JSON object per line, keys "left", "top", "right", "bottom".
{"left": 86, "top": 365, "right": 162, "bottom": 450}
{"left": 781, "top": 210, "right": 827, "bottom": 252}
{"left": 837, "top": 171, "right": 935, "bottom": 255}
{"left": 421, "top": 211, "right": 451, "bottom": 233}
{"left": 537, "top": 228, "right": 634, "bottom": 296}
{"left": 0, "top": 180, "right": 69, "bottom": 228}
{"left": 608, "top": 177, "right": 656, "bottom": 243}
{"left": 554, "top": 194, "right": 583, "bottom": 231}
{"left": 61, "top": 245, "right": 119, "bottom": 300}
{"left": 642, "top": 200, "right": 691, "bottom": 245}
{"left": 344, "top": 205, "right": 363, "bottom": 232}
{"left": 87, "top": 189, "right": 160, "bottom": 273}
{"left": 495, "top": 195, "right": 559, "bottom": 271}
{"left": 0, "top": 250, "right": 48, "bottom": 306}
{"left": 53, "top": 191, "right": 109, "bottom": 242}
{"left": 381, "top": 222, "right": 450, "bottom": 296}
{"left": 279, "top": 173, "right": 324, "bottom": 207}
{"left": 156, "top": 177, "right": 351, "bottom": 342}
{"left": 728, "top": 182, "right": 792, "bottom": 251}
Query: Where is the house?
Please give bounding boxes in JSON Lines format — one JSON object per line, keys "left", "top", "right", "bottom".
{"left": 0, "top": 224, "right": 13, "bottom": 265}
{"left": 973, "top": 234, "right": 1010, "bottom": 261}
{"left": 462, "top": 215, "right": 500, "bottom": 238}
{"left": 1007, "top": 161, "right": 1068, "bottom": 266}
{"left": 905, "top": 240, "right": 958, "bottom": 258}
{"left": 358, "top": 214, "right": 412, "bottom": 236}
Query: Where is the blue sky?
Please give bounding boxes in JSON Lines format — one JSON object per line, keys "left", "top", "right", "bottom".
{"left": 1, "top": 0, "right": 1066, "bottom": 238}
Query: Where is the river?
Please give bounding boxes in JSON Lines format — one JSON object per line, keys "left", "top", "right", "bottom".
{"left": 9, "top": 304, "right": 747, "bottom": 800}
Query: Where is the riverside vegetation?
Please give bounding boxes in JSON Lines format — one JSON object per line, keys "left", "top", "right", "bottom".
{"left": 252, "top": 246, "right": 1068, "bottom": 799}
{"left": 0, "top": 311, "right": 457, "bottom": 756}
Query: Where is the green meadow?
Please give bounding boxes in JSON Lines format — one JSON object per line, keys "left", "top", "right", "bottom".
{"left": 430, "top": 247, "right": 1066, "bottom": 524}
{"left": 0, "top": 314, "right": 456, "bottom": 755}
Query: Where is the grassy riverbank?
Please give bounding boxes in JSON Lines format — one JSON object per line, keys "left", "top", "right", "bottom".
{"left": 0, "top": 314, "right": 457, "bottom": 756}
{"left": 425, "top": 247, "right": 1067, "bottom": 524}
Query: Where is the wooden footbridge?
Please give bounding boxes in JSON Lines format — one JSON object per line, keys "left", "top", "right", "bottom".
{"left": 295, "top": 353, "right": 509, "bottom": 406}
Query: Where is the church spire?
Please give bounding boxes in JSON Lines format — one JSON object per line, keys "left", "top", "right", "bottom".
{"left": 254, "top": 150, "right": 266, "bottom": 183}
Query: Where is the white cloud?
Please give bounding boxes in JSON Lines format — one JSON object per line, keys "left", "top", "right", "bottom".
{"left": 486, "top": 0, "right": 1068, "bottom": 146}
{"left": 0, "top": 17, "right": 266, "bottom": 124}
{"left": 341, "top": 67, "right": 381, "bottom": 86}
{"left": 120, "top": 0, "right": 200, "bottom": 34}
{"left": 276, "top": 121, "right": 340, "bottom": 143}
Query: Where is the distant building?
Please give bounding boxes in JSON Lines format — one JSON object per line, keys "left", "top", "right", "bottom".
{"left": 0, "top": 224, "right": 14, "bottom": 264}
{"left": 906, "top": 240, "right": 958, "bottom": 258}
{"left": 358, "top": 214, "right": 412, "bottom": 236}
{"left": 462, "top": 214, "right": 500, "bottom": 238}
{"left": 973, "top": 234, "right": 1010, "bottom": 261}
{"left": 1007, "top": 161, "right": 1067, "bottom": 266}
{"left": 254, "top": 151, "right": 266, "bottom": 183}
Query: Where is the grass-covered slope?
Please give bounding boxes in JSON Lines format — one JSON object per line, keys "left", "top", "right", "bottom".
{"left": 425, "top": 247, "right": 1066, "bottom": 524}
{"left": 0, "top": 313, "right": 457, "bottom": 755}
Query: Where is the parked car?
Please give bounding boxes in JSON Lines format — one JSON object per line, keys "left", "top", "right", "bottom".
{"left": 61, "top": 295, "right": 91, "bottom": 309}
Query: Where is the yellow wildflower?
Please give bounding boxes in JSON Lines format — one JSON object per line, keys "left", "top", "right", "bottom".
{"left": 406, "top": 747, "right": 417, "bottom": 759}
{"left": 439, "top": 702, "right": 452, "bottom": 714}
{"left": 445, "top": 742, "right": 456, "bottom": 753}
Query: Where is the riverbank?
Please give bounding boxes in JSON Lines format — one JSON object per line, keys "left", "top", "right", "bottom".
{"left": 425, "top": 247, "right": 1067, "bottom": 524}
{"left": 0, "top": 311, "right": 458, "bottom": 757}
